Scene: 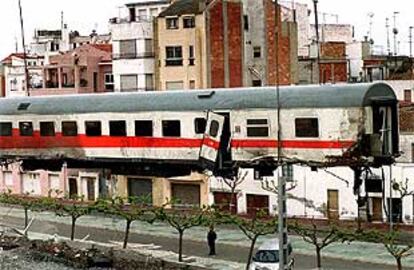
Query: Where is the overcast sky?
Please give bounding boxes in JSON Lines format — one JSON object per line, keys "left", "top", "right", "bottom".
{"left": 0, "top": 0, "right": 412, "bottom": 59}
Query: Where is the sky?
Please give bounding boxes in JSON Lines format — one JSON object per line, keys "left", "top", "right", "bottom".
{"left": 0, "top": 0, "right": 413, "bottom": 59}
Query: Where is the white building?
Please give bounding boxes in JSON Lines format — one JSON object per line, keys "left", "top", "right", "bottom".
{"left": 1, "top": 53, "right": 44, "bottom": 97}
{"left": 109, "top": 0, "right": 170, "bottom": 92}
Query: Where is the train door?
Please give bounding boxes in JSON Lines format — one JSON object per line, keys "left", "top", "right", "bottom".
{"left": 217, "top": 113, "right": 232, "bottom": 169}
{"left": 199, "top": 112, "right": 225, "bottom": 164}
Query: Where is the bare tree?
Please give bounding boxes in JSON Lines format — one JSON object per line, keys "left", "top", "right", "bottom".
{"left": 289, "top": 220, "right": 354, "bottom": 268}
{"left": 217, "top": 170, "right": 248, "bottom": 214}
{"left": 358, "top": 229, "right": 413, "bottom": 270}
{"left": 392, "top": 178, "right": 414, "bottom": 200}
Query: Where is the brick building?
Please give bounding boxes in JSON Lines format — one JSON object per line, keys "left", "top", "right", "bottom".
{"left": 299, "top": 41, "right": 348, "bottom": 84}
{"left": 154, "top": 0, "right": 298, "bottom": 90}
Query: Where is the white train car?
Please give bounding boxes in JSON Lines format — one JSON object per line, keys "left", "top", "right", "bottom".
{"left": 0, "top": 83, "right": 399, "bottom": 176}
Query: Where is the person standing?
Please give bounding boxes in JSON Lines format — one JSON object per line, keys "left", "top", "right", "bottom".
{"left": 207, "top": 225, "right": 217, "bottom": 256}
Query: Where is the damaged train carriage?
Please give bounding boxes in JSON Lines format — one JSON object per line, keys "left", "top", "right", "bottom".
{"left": 0, "top": 82, "right": 399, "bottom": 176}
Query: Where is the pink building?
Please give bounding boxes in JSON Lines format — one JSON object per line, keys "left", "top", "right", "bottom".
{"left": 31, "top": 44, "right": 113, "bottom": 96}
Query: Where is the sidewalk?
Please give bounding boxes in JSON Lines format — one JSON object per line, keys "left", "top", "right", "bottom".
{"left": 0, "top": 204, "right": 413, "bottom": 268}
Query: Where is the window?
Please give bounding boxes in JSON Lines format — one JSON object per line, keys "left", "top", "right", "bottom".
{"left": 145, "top": 74, "right": 154, "bottom": 90}
{"left": 109, "top": 121, "right": 126, "bottom": 136}
{"left": 144, "top": 39, "right": 153, "bottom": 56}
{"left": 282, "top": 164, "right": 293, "bottom": 182}
{"left": 166, "top": 46, "right": 183, "bottom": 66}
{"left": 194, "top": 118, "right": 206, "bottom": 134}
{"left": 135, "top": 120, "right": 153, "bottom": 137}
{"left": 166, "top": 17, "right": 179, "bottom": 29}
{"left": 120, "top": 74, "right": 138, "bottom": 91}
{"left": 104, "top": 73, "right": 114, "bottom": 90}
{"left": 412, "top": 144, "right": 414, "bottom": 163}
{"left": 40, "top": 122, "right": 55, "bottom": 137}
{"left": 166, "top": 81, "right": 184, "bottom": 90}
{"left": 295, "top": 118, "right": 319, "bottom": 138}
{"left": 18, "top": 103, "right": 30, "bottom": 110}
{"left": 243, "top": 15, "right": 249, "bottom": 31}
{"left": 150, "top": 7, "right": 158, "bottom": 18}
{"left": 404, "top": 89, "right": 412, "bottom": 103}
{"left": 189, "top": 80, "right": 196, "bottom": 89}
{"left": 19, "top": 122, "right": 33, "bottom": 136}
{"left": 189, "top": 45, "right": 195, "bottom": 65}
{"left": 119, "top": 40, "right": 137, "bottom": 59}
{"left": 253, "top": 46, "right": 261, "bottom": 58}
{"left": 247, "top": 119, "right": 269, "bottom": 137}
{"left": 62, "top": 121, "right": 78, "bottom": 136}
{"left": 129, "top": 7, "right": 136, "bottom": 22}
{"left": 85, "top": 121, "right": 102, "bottom": 136}
{"left": 138, "top": 9, "right": 147, "bottom": 20}
{"left": 252, "top": 80, "right": 262, "bottom": 87}
{"left": 162, "top": 120, "right": 181, "bottom": 137}
{"left": 0, "top": 122, "right": 12, "bottom": 136}
{"left": 209, "top": 120, "right": 219, "bottom": 137}
{"left": 183, "top": 16, "right": 195, "bottom": 28}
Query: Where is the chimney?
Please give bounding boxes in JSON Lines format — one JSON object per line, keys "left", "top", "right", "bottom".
{"left": 193, "top": 0, "right": 206, "bottom": 13}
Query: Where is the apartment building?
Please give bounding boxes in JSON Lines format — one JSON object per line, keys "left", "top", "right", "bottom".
{"left": 110, "top": 0, "right": 170, "bottom": 92}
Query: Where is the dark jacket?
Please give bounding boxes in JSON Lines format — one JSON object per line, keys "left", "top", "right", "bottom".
{"left": 207, "top": 230, "right": 217, "bottom": 245}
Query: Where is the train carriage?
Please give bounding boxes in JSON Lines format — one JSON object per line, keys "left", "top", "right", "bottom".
{"left": 0, "top": 82, "right": 399, "bottom": 176}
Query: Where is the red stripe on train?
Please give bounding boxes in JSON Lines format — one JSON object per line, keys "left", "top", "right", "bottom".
{"left": 0, "top": 130, "right": 354, "bottom": 150}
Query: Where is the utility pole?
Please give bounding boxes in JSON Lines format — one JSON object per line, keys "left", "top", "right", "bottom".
{"left": 274, "top": 1, "right": 287, "bottom": 269}
{"left": 386, "top": 18, "right": 391, "bottom": 56}
{"left": 313, "top": 0, "right": 321, "bottom": 84}
{"left": 18, "top": 0, "right": 30, "bottom": 96}
{"left": 392, "top": 11, "right": 399, "bottom": 56}
{"left": 410, "top": 26, "right": 413, "bottom": 79}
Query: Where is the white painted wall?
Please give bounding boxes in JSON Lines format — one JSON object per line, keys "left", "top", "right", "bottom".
{"left": 210, "top": 163, "right": 414, "bottom": 223}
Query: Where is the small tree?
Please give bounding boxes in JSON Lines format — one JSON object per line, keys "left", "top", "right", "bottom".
{"left": 53, "top": 197, "right": 92, "bottom": 241}
{"left": 218, "top": 170, "right": 248, "bottom": 214}
{"left": 95, "top": 195, "right": 156, "bottom": 249}
{"left": 289, "top": 220, "right": 354, "bottom": 269}
{"left": 0, "top": 192, "right": 39, "bottom": 232}
{"left": 358, "top": 229, "right": 413, "bottom": 270}
{"left": 225, "top": 210, "right": 277, "bottom": 270}
{"left": 154, "top": 201, "right": 209, "bottom": 262}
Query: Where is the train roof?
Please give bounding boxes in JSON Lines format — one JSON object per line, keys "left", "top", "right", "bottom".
{"left": 0, "top": 83, "right": 396, "bottom": 115}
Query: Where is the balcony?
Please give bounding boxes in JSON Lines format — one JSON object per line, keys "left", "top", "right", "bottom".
{"left": 113, "top": 52, "right": 155, "bottom": 60}
{"left": 109, "top": 15, "right": 152, "bottom": 25}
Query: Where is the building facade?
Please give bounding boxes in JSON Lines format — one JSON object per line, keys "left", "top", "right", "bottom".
{"left": 28, "top": 44, "right": 113, "bottom": 96}
{"left": 110, "top": 0, "right": 170, "bottom": 92}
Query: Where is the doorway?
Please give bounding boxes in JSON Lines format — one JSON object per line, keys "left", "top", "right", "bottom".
{"left": 371, "top": 197, "right": 383, "bottom": 222}
{"left": 68, "top": 178, "right": 78, "bottom": 199}
{"left": 327, "top": 190, "right": 339, "bottom": 220}
{"left": 93, "top": 72, "right": 98, "bottom": 92}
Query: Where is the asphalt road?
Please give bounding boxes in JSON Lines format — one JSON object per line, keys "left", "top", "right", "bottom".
{"left": 0, "top": 215, "right": 397, "bottom": 270}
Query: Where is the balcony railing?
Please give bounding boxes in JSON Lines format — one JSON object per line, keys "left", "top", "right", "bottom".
{"left": 113, "top": 52, "right": 155, "bottom": 60}
{"left": 109, "top": 15, "right": 153, "bottom": 24}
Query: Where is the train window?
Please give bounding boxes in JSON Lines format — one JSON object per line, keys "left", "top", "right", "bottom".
{"left": 85, "top": 121, "right": 102, "bottom": 137}
{"left": 40, "top": 122, "right": 55, "bottom": 137}
{"left": 135, "top": 120, "right": 153, "bottom": 137}
{"left": 109, "top": 121, "right": 126, "bottom": 137}
{"left": 162, "top": 120, "right": 181, "bottom": 137}
{"left": 194, "top": 118, "right": 206, "bottom": 134}
{"left": 0, "top": 123, "right": 12, "bottom": 136}
{"left": 295, "top": 118, "right": 319, "bottom": 138}
{"left": 19, "top": 122, "right": 33, "bottom": 136}
{"left": 62, "top": 121, "right": 78, "bottom": 136}
{"left": 247, "top": 119, "right": 269, "bottom": 137}
{"left": 209, "top": 120, "right": 219, "bottom": 137}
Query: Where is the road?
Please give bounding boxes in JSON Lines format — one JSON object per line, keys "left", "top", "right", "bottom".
{"left": 0, "top": 215, "right": 396, "bottom": 270}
